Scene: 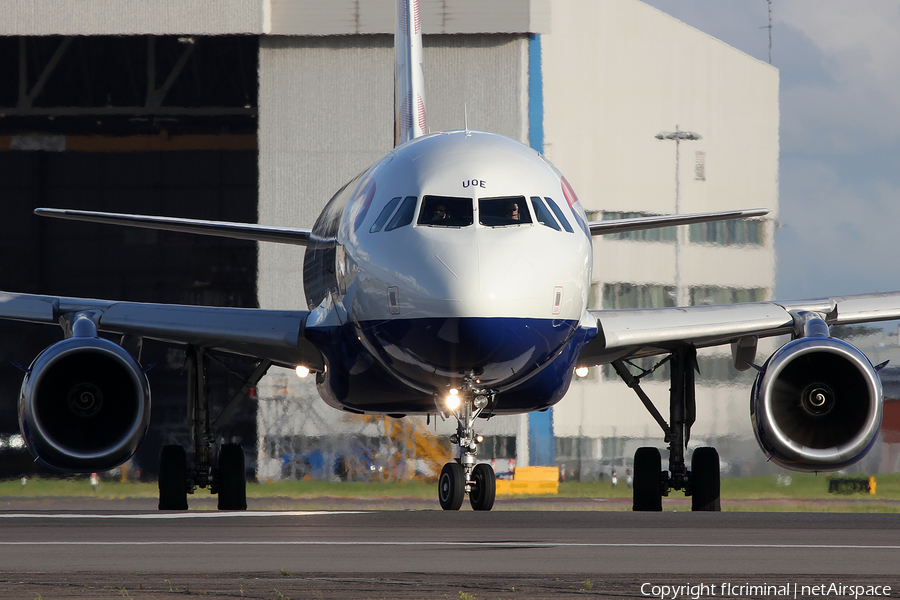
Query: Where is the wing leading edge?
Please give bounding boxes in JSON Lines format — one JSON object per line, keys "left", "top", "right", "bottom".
{"left": 0, "top": 291, "right": 322, "bottom": 370}
{"left": 577, "top": 291, "right": 900, "bottom": 367}
{"left": 35, "top": 208, "right": 315, "bottom": 246}
{"left": 588, "top": 208, "right": 768, "bottom": 236}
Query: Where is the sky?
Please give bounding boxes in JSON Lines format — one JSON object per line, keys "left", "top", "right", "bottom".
{"left": 640, "top": 0, "right": 900, "bottom": 302}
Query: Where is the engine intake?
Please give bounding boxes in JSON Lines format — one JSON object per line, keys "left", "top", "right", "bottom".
{"left": 18, "top": 337, "right": 151, "bottom": 472}
{"left": 751, "top": 336, "right": 882, "bottom": 471}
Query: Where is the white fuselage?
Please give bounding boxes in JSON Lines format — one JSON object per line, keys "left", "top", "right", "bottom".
{"left": 304, "top": 130, "right": 596, "bottom": 415}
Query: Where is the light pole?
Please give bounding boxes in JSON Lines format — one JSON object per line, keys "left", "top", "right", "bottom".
{"left": 656, "top": 125, "right": 701, "bottom": 307}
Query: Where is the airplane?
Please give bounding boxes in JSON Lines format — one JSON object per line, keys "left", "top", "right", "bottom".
{"left": 3, "top": 0, "right": 898, "bottom": 512}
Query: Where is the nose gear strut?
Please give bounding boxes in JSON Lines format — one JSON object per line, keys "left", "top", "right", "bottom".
{"left": 437, "top": 376, "right": 497, "bottom": 511}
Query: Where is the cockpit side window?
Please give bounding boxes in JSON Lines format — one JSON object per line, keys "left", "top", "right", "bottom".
{"left": 417, "top": 196, "right": 474, "bottom": 227}
{"left": 369, "top": 197, "right": 402, "bottom": 233}
{"left": 530, "top": 197, "right": 561, "bottom": 231}
{"left": 384, "top": 196, "right": 418, "bottom": 231}
{"left": 545, "top": 197, "right": 574, "bottom": 233}
{"left": 478, "top": 196, "right": 533, "bottom": 226}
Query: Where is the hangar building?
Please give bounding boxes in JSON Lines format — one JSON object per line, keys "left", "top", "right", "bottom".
{"left": 0, "top": 0, "right": 779, "bottom": 480}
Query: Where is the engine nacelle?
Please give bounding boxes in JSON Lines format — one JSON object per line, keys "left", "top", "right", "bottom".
{"left": 751, "top": 337, "right": 882, "bottom": 472}
{"left": 18, "top": 337, "right": 151, "bottom": 472}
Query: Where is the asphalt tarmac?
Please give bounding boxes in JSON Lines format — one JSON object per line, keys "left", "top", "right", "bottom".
{"left": 0, "top": 499, "right": 898, "bottom": 598}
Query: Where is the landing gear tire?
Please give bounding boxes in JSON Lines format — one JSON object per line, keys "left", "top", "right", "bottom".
{"left": 633, "top": 447, "right": 663, "bottom": 512}
{"left": 690, "top": 447, "right": 721, "bottom": 512}
{"left": 469, "top": 463, "right": 496, "bottom": 511}
{"left": 438, "top": 462, "right": 465, "bottom": 511}
{"left": 217, "top": 443, "right": 247, "bottom": 511}
{"left": 158, "top": 445, "right": 188, "bottom": 511}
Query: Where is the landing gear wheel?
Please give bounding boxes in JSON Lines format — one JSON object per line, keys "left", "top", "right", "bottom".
{"left": 217, "top": 443, "right": 247, "bottom": 511}
{"left": 438, "top": 462, "right": 465, "bottom": 510}
{"left": 469, "top": 463, "right": 496, "bottom": 511}
{"left": 633, "top": 447, "right": 663, "bottom": 512}
{"left": 691, "top": 447, "right": 721, "bottom": 511}
{"left": 158, "top": 445, "right": 188, "bottom": 511}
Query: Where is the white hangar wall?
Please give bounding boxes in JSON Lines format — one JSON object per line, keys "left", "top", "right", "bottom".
{"left": 541, "top": 0, "right": 779, "bottom": 464}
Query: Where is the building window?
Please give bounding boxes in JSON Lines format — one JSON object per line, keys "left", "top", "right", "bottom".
{"left": 695, "top": 151, "right": 706, "bottom": 181}
{"left": 689, "top": 219, "right": 765, "bottom": 246}
{"left": 603, "top": 354, "right": 755, "bottom": 385}
{"left": 600, "top": 211, "right": 677, "bottom": 242}
{"left": 689, "top": 286, "right": 766, "bottom": 306}
{"left": 480, "top": 436, "right": 516, "bottom": 460}
{"left": 602, "top": 283, "right": 676, "bottom": 309}
{"left": 602, "top": 356, "right": 670, "bottom": 383}
{"left": 599, "top": 285, "right": 768, "bottom": 382}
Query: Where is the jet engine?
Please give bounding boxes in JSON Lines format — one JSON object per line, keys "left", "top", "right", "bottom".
{"left": 751, "top": 334, "right": 882, "bottom": 472}
{"left": 18, "top": 337, "right": 151, "bottom": 472}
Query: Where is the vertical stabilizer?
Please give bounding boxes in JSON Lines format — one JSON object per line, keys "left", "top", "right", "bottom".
{"left": 394, "top": 0, "right": 427, "bottom": 147}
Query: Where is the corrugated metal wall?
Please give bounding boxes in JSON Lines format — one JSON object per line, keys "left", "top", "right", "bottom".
{"left": 0, "top": 1, "right": 262, "bottom": 35}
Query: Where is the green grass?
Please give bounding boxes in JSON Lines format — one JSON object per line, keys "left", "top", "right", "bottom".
{"left": 0, "top": 476, "right": 159, "bottom": 498}
{"left": 246, "top": 479, "right": 437, "bottom": 499}
{"left": 3, "top": 473, "right": 900, "bottom": 511}
{"left": 721, "top": 472, "right": 893, "bottom": 500}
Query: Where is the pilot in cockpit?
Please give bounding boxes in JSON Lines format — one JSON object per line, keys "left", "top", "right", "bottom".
{"left": 505, "top": 201, "right": 520, "bottom": 222}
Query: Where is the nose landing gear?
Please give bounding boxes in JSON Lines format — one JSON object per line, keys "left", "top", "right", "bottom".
{"left": 437, "top": 379, "right": 497, "bottom": 511}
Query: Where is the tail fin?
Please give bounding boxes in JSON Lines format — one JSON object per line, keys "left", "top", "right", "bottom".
{"left": 394, "top": 0, "right": 427, "bottom": 146}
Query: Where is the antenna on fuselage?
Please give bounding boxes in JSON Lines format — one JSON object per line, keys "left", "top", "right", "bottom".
{"left": 464, "top": 104, "right": 470, "bottom": 137}
{"left": 394, "top": 0, "right": 428, "bottom": 147}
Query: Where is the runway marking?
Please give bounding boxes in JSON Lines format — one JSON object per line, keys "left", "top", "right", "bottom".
{"left": 0, "top": 511, "right": 364, "bottom": 519}
{"left": 0, "top": 541, "right": 898, "bottom": 550}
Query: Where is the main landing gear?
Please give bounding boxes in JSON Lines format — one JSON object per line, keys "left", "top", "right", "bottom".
{"left": 437, "top": 378, "right": 497, "bottom": 511}
{"left": 158, "top": 346, "right": 271, "bottom": 511}
{"left": 613, "top": 347, "right": 721, "bottom": 512}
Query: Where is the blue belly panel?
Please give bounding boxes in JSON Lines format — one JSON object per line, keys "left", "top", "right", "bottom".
{"left": 306, "top": 317, "right": 597, "bottom": 415}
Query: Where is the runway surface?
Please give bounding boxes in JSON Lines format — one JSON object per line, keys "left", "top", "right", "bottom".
{"left": 0, "top": 502, "right": 897, "bottom": 598}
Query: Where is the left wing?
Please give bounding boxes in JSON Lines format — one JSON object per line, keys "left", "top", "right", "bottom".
{"left": 577, "top": 291, "right": 900, "bottom": 366}
{"left": 0, "top": 291, "right": 323, "bottom": 370}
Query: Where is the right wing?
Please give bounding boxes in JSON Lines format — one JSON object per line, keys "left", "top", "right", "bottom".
{"left": 0, "top": 291, "right": 323, "bottom": 370}
{"left": 35, "top": 208, "right": 315, "bottom": 246}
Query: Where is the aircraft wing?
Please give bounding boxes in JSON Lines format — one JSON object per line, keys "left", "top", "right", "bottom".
{"left": 578, "top": 291, "right": 900, "bottom": 366}
{"left": 588, "top": 208, "right": 768, "bottom": 236}
{"left": 0, "top": 291, "right": 323, "bottom": 370}
{"left": 34, "top": 208, "right": 314, "bottom": 246}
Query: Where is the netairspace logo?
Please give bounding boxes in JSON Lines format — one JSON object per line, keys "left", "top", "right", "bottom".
{"left": 640, "top": 582, "right": 892, "bottom": 600}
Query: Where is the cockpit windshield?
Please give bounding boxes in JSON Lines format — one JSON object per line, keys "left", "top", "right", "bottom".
{"left": 417, "top": 196, "right": 474, "bottom": 227}
{"left": 478, "top": 196, "right": 533, "bottom": 227}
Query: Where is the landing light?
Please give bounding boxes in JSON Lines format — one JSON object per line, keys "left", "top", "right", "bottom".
{"left": 575, "top": 366, "right": 589, "bottom": 378}
{"left": 295, "top": 365, "right": 310, "bottom": 378}
{"left": 446, "top": 395, "right": 461, "bottom": 410}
